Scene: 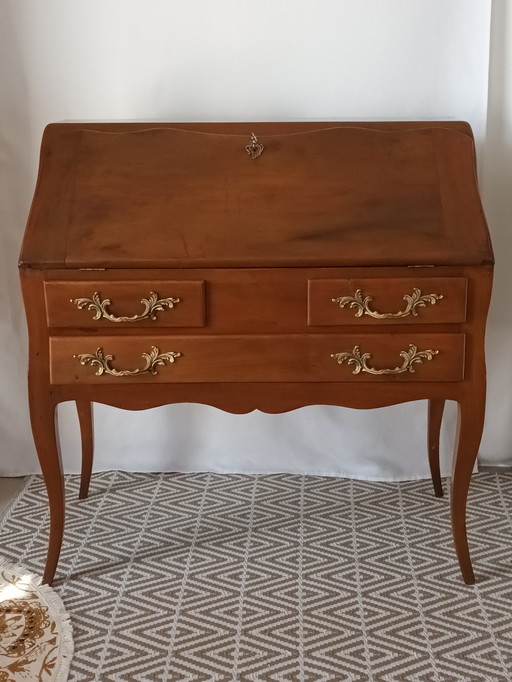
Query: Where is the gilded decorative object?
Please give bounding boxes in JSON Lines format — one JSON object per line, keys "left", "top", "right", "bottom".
{"left": 332, "top": 288, "right": 443, "bottom": 319}
{"left": 74, "top": 346, "right": 181, "bottom": 377}
{"left": 245, "top": 132, "right": 264, "bottom": 159}
{"left": 331, "top": 344, "right": 439, "bottom": 375}
{"left": 70, "top": 292, "right": 180, "bottom": 322}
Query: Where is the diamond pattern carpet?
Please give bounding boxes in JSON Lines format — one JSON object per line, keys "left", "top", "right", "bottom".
{"left": 2, "top": 471, "right": 512, "bottom": 681}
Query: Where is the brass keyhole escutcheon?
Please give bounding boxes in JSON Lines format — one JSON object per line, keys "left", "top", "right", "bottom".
{"left": 245, "top": 132, "right": 264, "bottom": 159}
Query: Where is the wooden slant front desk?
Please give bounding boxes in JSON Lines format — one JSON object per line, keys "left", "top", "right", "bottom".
{"left": 19, "top": 122, "right": 494, "bottom": 585}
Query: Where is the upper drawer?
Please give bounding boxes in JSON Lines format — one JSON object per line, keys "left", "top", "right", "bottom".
{"left": 308, "top": 277, "right": 467, "bottom": 326}
{"left": 45, "top": 280, "right": 205, "bottom": 328}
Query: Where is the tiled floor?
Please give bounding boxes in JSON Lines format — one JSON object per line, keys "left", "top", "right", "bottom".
{"left": 0, "top": 477, "right": 26, "bottom": 519}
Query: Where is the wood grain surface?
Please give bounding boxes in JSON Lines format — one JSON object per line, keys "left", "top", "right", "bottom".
{"left": 19, "top": 122, "right": 493, "bottom": 269}
{"left": 19, "top": 122, "right": 494, "bottom": 586}
{"left": 49, "top": 332, "right": 465, "bottom": 385}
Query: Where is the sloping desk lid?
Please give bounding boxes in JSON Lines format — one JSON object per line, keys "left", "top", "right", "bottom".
{"left": 20, "top": 122, "right": 493, "bottom": 269}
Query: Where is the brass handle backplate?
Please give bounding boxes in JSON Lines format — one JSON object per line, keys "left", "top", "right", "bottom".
{"left": 71, "top": 292, "right": 180, "bottom": 323}
{"left": 331, "top": 344, "right": 438, "bottom": 376}
{"left": 332, "top": 288, "right": 443, "bottom": 319}
{"left": 73, "top": 346, "right": 181, "bottom": 377}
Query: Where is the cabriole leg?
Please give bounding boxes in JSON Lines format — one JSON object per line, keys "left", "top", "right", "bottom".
{"left": 427, "top": 399, "right": 445, "bottom": 497}
{"left": 28, "top": 395, "right": 63, "bottom": 586}
{"left": 451, "top": 394, "right": 486, "bottom": 585}
{"left": 76, "top": 401, "right": 94, "bottom": 500}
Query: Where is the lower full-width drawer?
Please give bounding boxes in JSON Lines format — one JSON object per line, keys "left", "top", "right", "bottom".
{"left": 50, "top": 333, "right": 465, "bottom": 384}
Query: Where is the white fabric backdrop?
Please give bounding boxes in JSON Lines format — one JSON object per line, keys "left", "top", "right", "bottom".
{"left": 480, "top": 0, "right": 512, "bottom": 465}
{"left": 1, "top": 0, "right": 503, "bottom": 478}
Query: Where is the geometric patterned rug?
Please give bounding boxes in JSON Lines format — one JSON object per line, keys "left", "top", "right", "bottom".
{"left": 1, "top": 471, "right": 512, "bottom": 681}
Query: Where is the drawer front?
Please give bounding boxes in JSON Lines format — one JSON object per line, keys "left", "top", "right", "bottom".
{"left": 45, "top": 280, "right": 205, "bottom": 328}
{"left": 50, "top": 333, "right": 465, "bottom": 384}
{"left": 308, "top": 278, "right": 467, "bottom": 326}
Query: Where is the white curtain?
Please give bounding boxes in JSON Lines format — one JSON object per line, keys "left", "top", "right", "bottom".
{"left": 2, "top": 0, "right": 504, "bottom": 479}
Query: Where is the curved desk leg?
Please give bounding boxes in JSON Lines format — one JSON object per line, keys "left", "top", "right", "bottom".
{"left": 28, "top": 395, "right": 63, "bottom": 586}
{"left": 427, "top": 399, "right": 445, "bottom": 498}
{"left": 76, "top": 401, "right": 94, "bottom": 500}
{"left": 451, "top": 394, "right": 485, "bottom": 585}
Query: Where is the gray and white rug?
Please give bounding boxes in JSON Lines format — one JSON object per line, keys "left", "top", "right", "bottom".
{"left": 2, "top": 471, "right": 512, "bottom": 681}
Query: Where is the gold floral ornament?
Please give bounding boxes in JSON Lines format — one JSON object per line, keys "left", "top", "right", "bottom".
{"left": 331, "top": 344, "right": 439, "bottom": 376}
{"left": 332, "top": 288, "right": 443, "bottom": 319}
{"left": 1, "top": 599, "right": 50, "bottom": 656}
{"left": 74, "top": 346, "right": 181, "bottom": 377}
{"left": 70, "top": 291, "right": 180, "bottom": 323}
{"left": 0, "top": 559, "right": 73, "bottom": 681}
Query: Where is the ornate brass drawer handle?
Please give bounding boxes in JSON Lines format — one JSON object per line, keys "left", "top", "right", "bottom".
{"left": 332, "top": 288, "right": 443, "bottom": 319}
{"left": 331, "top": 344, "right": 438, "bottom": 375}
{"left": 70, "top": 292, "right": 180, "bottom": 323}
{"left": 73, "top": 346, "right": 181, "bottom": 377}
